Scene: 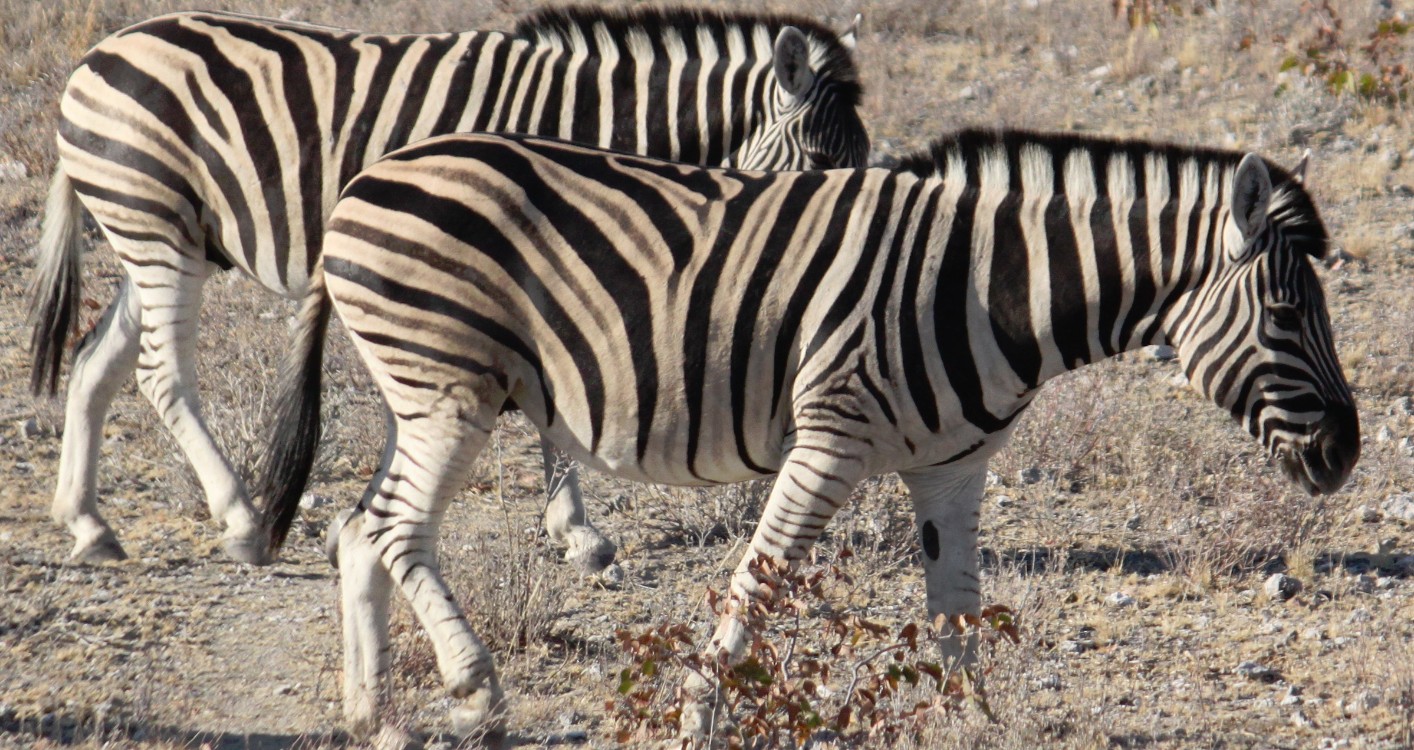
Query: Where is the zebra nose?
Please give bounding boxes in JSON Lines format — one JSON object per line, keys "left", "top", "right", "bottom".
{"left": 1307, "top": 403, "right": 1360, "bottom": 494}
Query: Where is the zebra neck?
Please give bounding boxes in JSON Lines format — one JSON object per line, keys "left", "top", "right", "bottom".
{"left": 919, "top": 161, "right": 1233, "bottom": 391}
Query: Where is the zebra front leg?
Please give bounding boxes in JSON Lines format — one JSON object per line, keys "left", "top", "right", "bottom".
{"left": 125, "top": 254, "right": 267, "bottom": 564}
{"left": 50, "top": 279, "right": 140, "bottom": 563}
{"left": 898, "top": 463, "right": 989, "bottom": 674}
{"left": 681, "top": 444, "right": 864, "bottom": 743}
{"left": 539, "top": 437, "right": 616, "bottom": 574}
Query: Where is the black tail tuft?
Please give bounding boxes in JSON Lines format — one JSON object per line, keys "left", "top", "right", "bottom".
{"left": 29, "top": 168, "right": 86, "bottom": 396}
{"left": 255, "top": 266, "right": 332, "bottom": 553}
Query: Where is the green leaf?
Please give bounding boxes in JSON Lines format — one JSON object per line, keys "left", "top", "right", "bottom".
{"left": 617, "top": 668, "right": 636, "bottom": 694}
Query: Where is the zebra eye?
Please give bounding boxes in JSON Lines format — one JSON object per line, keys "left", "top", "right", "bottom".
{"left": 807, "top": 151, "right": 833, "bottom": 169}
{"left": 1266, "top": 302, "right": 1302, "bottom": 332}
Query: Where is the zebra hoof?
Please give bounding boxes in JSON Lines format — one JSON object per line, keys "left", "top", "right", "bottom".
{"left": 563, "top": 527, "right": 616, "bottom": 574}
{"left": 450, "top": 685, "right": 509, "bottom": 749}
{"left": 69, "top": 532, "right": 127, "bottom": 564}
{"left": 222, "top": 534, "right": 273, "bottom": 566}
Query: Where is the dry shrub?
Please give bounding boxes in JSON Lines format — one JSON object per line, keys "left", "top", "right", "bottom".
{"left": 610, "top": 552, "right": 1020, "bottom": 748}
{"left": 619, "top": 480, "right": 768, "bottom": 549}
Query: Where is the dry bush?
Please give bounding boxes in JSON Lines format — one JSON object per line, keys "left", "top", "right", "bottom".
{"left": 610, "top": 552, "right": 1020, "bottom": 748}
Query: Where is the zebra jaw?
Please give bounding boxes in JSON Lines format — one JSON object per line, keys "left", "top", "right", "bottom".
{"left": 1273, "top": 412, "right": 1360, "bottom": 496}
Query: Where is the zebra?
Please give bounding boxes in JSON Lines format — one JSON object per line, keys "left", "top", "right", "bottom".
{"left": 26, "top": 6, "right": 869, "bottom": 567}
{"left": 261, "top": 128, "right": 1360, "bottom": 740}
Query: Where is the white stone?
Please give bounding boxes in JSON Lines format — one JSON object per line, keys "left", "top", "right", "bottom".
{"left": 1382, "top": 493, "right": 1414, "bottom": 521}
{"left": 1106, "top": 592, "right": 1136, "bottom": 608}
{"left": 1264, "top": 573, "right": 1302, "bottom": 601}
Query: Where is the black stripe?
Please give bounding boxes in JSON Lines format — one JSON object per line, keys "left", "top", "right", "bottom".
{"left": 1046, "top": 193, "right": 1089, "bottom": 369}
{"left": 987, "top": 189, "right": 1042, "bottom": 388}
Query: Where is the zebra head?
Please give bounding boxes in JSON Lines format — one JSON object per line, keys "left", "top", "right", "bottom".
{"left": 1167, "top": 152, "right": 1359, "bottom": 495}
{"left": 731, "top": 19, "right": 869, "bottom": 170}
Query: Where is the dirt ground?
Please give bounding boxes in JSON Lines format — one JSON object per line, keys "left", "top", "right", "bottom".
{"left": 1, "top": 0, "right": 1412, "bottom": 748}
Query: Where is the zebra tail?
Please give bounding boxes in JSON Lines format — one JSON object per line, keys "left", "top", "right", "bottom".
{"left": 28, "top": 166, "right": 86, "bottom": 396}
{"left": 256, "top": 260, "right": 332, "bottom": 553}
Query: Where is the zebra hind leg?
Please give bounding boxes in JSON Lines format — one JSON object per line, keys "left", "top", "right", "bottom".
{"left": 539, "top": 437, "right": 616, "bottom": 574}
{"left": 124, "top": 248, "right": 267, "bottom": 564}
{"left": 343, "top": 405, "right": 507, "bottom": 745}
{"left": 50, "top": 278, "right": 141, "bottom": 563}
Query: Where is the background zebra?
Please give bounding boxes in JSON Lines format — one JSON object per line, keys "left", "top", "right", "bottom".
{"left": 274, "top": 129, "right": 1359, "bottom": 740}
{"left": 27, "top": 6, "right": 869, "bottom": 567}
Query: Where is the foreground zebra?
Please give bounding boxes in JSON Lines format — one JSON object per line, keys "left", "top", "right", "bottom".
{"left": 28, "top": 7, "right": 868, "bottom": 567}
{"left": 264, "top": 129, "right": 1360, "bottom": 740}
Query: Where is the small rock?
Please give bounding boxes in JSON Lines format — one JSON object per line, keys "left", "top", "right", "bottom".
{"left": 1352, "top": 575, "right": 1376, "bottom": 594}
{"left": 596, "top": 563, "right": 626, "bottom": 589}
{"left": 15, "top": 418, "right": 42, "bottom": 440}
{"left": 1125, "top": 513, "right": 1142, "bottom": 530}
{"left": 1382, "top": 149, "right": 1404, "bottom": 170}
{"left": 1317, "top": 739, "right": 1349, "bottom": 750}
{"left": 1035, "top": 674, "right": 1062, "bottom": 690}
{"left": 1281, "top": 685, "right": 1303, "bottom": 706}
{"left": 1235, "top": 660, "right": 1281, "bottom": 682}
{"left": 1382, "top": 493, "right": 1414, "bottom": 522}
{"left": 1302, "top": 627, "right": 1326, "bottom": 641}
{"left": 1059, "top": 638, "right": 1093, "bottom": 654}
{"left": 1399, "top": 437, "right": 1414, "bottom": 457}
{"left": 985, "top": 470, "right": 1002, "bottom": 488}
{"left": 1390, "top": 396, "right": 1414, "bottom": 416}
{"left": 14, "top": 462, "right": 33, "bottom": 475}
{"left": 1343, "top": 691, "right": 1379, "bottom": 714}
{"left": 1356, "top": 505, "right": 1382, "bottom": 523}
{"left": 1291, "top": 710, "right": 1314, "bottom": 728}
{"left": 1017, "top": 467, "right": 1055, "bottom": 485}
{"left": 1346, "top": 608, "right": 1372, "bottom": 624}
{"left": 993, "top": 494, "right": 1015, "bottom": 509}
{"left": 1376, "top": 425, "right": 1395, "bottom": 443}
{"left": 274, "top": 683, "right": 296, "bottom": 696}
{"left": 1391, "top": 183, "right": 1414, "bottom": 198}
{"left": 1375, "top": 576, "right": 1395, "bottom": 590}
{"left": 1265, "top": 573, "right": 1303, "bottom": 601}
{"left": 1106, "top": 592, "right": 1136, "bottom": 608}
{"left": 299, "top": 493, "right": 333, "bottom": 510}
{"left": 1087, "top": 64, "right": 1111, "bottom": 78}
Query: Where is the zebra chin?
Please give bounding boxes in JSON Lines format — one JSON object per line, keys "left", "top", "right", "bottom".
{"left": 1272, "top": 406, "right": 1361, "bottom": 496}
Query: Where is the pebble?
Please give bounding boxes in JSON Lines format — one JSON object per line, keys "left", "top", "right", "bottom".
{"left": 1281, "top": 685, "right": 1303, "bottom": 706}
{"left": 596, "top": 563, "right": 626, "bottom": 589}
{"left": 985, "top": 470, "right": 1003, "bottom": 488}
{"left": 299, "top": 493, "right": 333, "bottom": 510}
{"left": 1106, "top": 591, "right": 1136, "bottom": 608}
{"left": 1382, "top": 493, "right": 1414, "bottom": 522}
{"left": 993, "top": 494, "right": 1015, "bottom": 509}
{"left": 1291, "top": 710, "right": 1314, "bottom": 728}
{"left": 1343, "top": 691, "right": 1379, "bottom": 714}
{"left": 1356, "top": 505, "right": 1382, "bottom": 523}
{"left": 1264, "top": 573, "right": 1302, "bottom": 601}
{"left": 1125, "top": 513, "right": 1142, "bottom": 530}
{"left": 1235, "top": 660, "right": 1281, "bottom": 682}
{"left": 1017, "top": 467, "right": 1055, "bottom": 485}
{"left": 1346, "top": 607, "right": 1372, "bottom": 624}
{"left": 1035, "top": 674, "right": 1062, "bottom": 690}
{"left": 274, "top": 683, "right": 296, "bottom": 695}
{"left": 1389, "top": 396, "right": 1413, "bottom": 416}
{"left": 14, "top": 462, "right": 33, "bottom": 475}
{"left": 1376, "top": 425, "right": 1395, "bottom": 442}
{"left": 15, "top": 418, "right": 42, "bottom": 440}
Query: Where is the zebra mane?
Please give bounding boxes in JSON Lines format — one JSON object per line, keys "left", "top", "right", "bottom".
{"left": 898, "top": 128, "right": 1328, "bottom": 258}
{"left": 514, "top": 5, "right": 862, "bottom": 106}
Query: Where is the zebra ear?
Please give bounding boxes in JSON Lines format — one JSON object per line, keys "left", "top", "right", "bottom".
{"left": 1232, "top": 152, "right": 1272, "bottom": 240}
{"left": 1291, "top": 148, "right": 1311, "bottom": 184}
{"left": 774, "top": 26, "right": 816, "bottom": 101}
{"left": 838, "top": 14, "right": 861, "bottom": 52}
